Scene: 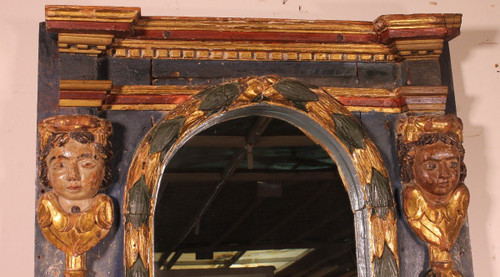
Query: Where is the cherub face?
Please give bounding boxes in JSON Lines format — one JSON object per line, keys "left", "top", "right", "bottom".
{"left": 45, "top": 138, "right": 105, "bottom": 201}
{"left": 413, "top": 141, "right": 460, "bottom": 197}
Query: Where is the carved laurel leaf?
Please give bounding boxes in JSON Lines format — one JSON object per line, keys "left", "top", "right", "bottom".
{"left": 274, "top": 79, "right": 319, "bottom": 112}
{"left": 374, "top": 244, "right": 398, "bottom": 277}
{"left": 148, "top": 117, "right": 186, "bottom": 155}
{"left": 198, "top": 83, "right": 240, "bottom": 112}
{"left": 367, "top": 168, "right": 394, "bottom": 219}
{"left": 273, "top": 79, "right": 319, "bottom": 102}
{"left": 127, "top": 255, "right": 149, "bottom": 277}
{"left": 126, "top": 176, "right": 151, "bottom": 229}
{"left": 331, "top": 113, "right": 366, "bottom": 152}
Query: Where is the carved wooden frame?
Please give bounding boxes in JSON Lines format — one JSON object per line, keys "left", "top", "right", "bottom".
{"left": 122, "top": 76, "right": 398, "bottom": 276}
{"left": 35, "top": 5, "right": 474, "bottom": 277}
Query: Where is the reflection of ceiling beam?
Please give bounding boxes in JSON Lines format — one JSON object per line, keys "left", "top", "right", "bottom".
{"left": 338, "top": 269, "right": 358, "bottom": 277}
{"left": 211, "top": 182, "right": 282, "bottom": 247}
{"left": 157, "top": 267, "right": 276, "bottom": 276}
{"left": 290, "top": 247, "right": 351, "bottom": 277}
{"left": 168, "top": 155, "right": 334, "bottom": 169}
{"left": 253, "top": 183, "right": 332, "bottom": 243}
{"left": 275, "top": 242, "right": 353, "bottom": 277}
{"left": 224, "top": 182, "right": 337, "bottom": 268}
{"left": 159, "top": 117, "right": 273, "bottom": 269}
{"left": 163, "top": 171, "right": 338, "bottom": 183}
{"left": 165, "top": 251, "right": 182, "bottom": 270}
{"left": 309, "top": 265, "right": 339, "bottom": 277}
{"left": 185, "top": 135, "right": 316, "bottom": 148}
{"left": 174, "top": 241, "right": 345, "bottom": 253}
{"left": 291, "top": 207, "right": 351, "bottom": 243}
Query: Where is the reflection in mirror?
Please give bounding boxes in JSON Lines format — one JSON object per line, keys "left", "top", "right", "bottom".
{"left": 154, "top": 116, "right": 356, "bottom": 277}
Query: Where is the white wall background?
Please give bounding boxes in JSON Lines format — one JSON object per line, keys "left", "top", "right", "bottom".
{"left": 0, "top": 1, "right": 498, "bottom": 276}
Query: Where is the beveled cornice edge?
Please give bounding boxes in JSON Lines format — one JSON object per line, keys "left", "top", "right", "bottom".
{"left": 45, "top": 5, "right": 141, "bottom": 23}
{"left": 374, "top": 13, "right": 462, "bottom": 43}
{"left": 45, "top": 5, "right": 141, "bottom": 37}
{"left": 374, "top": 14, "right": 461, "bottom": 60}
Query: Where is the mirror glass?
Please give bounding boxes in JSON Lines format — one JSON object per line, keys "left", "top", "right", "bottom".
{"left": 154, "top": 116, "right": 356, "bottom": 277}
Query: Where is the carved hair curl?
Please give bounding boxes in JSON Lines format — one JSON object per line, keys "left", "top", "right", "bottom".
{"left": 39, "top": 131, "right": 113, "bottom": 189}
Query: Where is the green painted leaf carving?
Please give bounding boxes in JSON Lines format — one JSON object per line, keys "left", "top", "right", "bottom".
{"left": 127, "top": 256, "right": 149, "bottom": 277}
{"left": 331, "top": 113, "right": 366, "bottom": 152}
{"left": 274, "top": 79, "right": 319, "bottom": 102}
{"left": 367, "top": 168, "right": 394, "bottom": 219}
{"left": 198, "top": 83, "right": 240, "bottom": 112}
{"left": 126, "top": 176, "right": 151, "bottom": 229}
{"left": 292, "top": 102, "right": 309, "bottom": 112}
{"left": 149, "top": 117, "right": 186, "bottom": 155}
{"left": 374, "top": 244, "right": 398, "bottom": 277}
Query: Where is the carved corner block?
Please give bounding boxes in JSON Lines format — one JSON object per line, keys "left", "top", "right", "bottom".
{"left": 37, "top": 115, "right": 114, "bottom": 277}
{"left": 396, "top": 115, "right": 469, "bottom": 277}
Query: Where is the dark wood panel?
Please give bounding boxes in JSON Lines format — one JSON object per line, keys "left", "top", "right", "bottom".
{"left": 152, "top": 60, "right": 358, "bottom": 79}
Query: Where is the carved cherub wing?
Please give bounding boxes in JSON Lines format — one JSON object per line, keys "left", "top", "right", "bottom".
{"left": 37, "top": 199, "right": 53, "bottom": 228}
{"left": 95, "top": 195, "right": 114, "bottom": 230}
{"left": 403, "top": 186, "right": 424, "bottom": 221}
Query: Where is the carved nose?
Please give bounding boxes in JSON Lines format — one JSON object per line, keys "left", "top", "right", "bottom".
{"left": 67, "top": 162, "right": 80, "bottom": 180}
{"left": 438, "top": 164, "right": 450, "bottom": 178}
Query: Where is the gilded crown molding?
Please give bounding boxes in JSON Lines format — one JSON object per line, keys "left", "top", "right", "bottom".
{"left": 45, "top": 5, "right": 462, "bottom": 61}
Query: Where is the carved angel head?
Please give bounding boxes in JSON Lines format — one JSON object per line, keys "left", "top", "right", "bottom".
{"left": 397, "top": 115, "right": 466, "bottom": 199}
{"left": 38, "top": 115, "right": 113, "bottom": 201}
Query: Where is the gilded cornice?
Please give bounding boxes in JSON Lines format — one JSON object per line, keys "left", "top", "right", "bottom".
{"left": 135, "top": 17, "right": 375, "bottom": 34}
{"left": 45, "top": 5, "right": 462, "bottom": 61}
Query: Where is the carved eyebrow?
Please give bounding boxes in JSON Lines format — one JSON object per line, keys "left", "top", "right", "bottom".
{"left": 48, "top": 155, "right": 67, "bottom": 163}
{"left": 444, "top": 157, "right": 459, "bottom": 160}
{"left": 424, "top": 154, "right": 459, "bottom": 161}
{"left": 78, "top": 153, "right": 95, "bottom": 159}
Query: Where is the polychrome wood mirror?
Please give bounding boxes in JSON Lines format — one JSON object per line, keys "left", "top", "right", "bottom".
{"left": 35, "top": 5, "right": 474, "bottom": 276}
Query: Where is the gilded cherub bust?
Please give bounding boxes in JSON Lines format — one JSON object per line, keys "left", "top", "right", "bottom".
{"left": 37, "top": 115, "right": 114, "bottom": 277}
{"left": 397, "top": 115, "right": 469, "bottom": 277}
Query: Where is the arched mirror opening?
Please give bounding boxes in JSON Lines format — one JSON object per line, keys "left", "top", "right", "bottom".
{"left": 153, "top": 115, "right": 356, "bottom": 277}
